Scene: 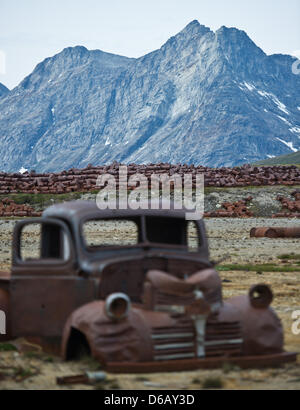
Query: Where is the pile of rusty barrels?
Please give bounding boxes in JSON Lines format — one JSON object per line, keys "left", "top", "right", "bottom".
{"left": 0, "top": 198, "right": 42, "bottom": 217}
{"left": 272, "top": 191, "right": 300, "bottom": 218}
{"left": 1, "top": 163, "right": 300, "bottom": 195}
{"left": 250, "top": 227, "right": 300, "bottom": 238}
{"left": 205, "top": 197, "right": 253, "bottom": 218}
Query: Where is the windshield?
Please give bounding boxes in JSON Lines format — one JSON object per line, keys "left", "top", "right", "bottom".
{"left": 82, "top": 216, "right": 200, "bottom": 251}
{"left": 83, "top": 219, "right": 139, "bottom": 248}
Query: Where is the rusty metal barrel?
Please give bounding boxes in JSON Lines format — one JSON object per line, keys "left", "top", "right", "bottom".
{"left": 270, "top": 227, "right": 300, "bottom": 238}
{"left": 250, "top": 227, "right": 271, "bottom": 237}
{"left": 250, "top": 227, "right": 300, "bottom": 238}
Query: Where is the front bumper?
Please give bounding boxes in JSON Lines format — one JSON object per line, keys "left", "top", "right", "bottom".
{"left": 105, "top": 351, "right": 298, "bottom": 373}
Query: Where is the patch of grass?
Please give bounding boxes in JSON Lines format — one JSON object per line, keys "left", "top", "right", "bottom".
{"left": 204, "top": 185, "right": 300, "bottom": 194}
{"left": 278, "top": 254, "right": 300, "bottom": 261}
{"left": 94, "top": 378, "right": 120, "bottom": 390}
{"left": 94, "top": 383, "right": 106, "bottom": 390}
{"left": 108, "top": 380, "right": 121, "bottom": 390}
{"left": 0, "top": 343, "right": 18, "bottom": 352}
{"left": 0, "top": 192, "right": 82, "bottom": 208}
{"left": 222, "top": 362, "right": 240, "bottom": 374}
{"left": 217, "top": 264, "right": 300, "bottom": 272}
{"left": 24, "top": 351, "right": 54, "bottom": 362}
{"left": 78, "top": 355, "right": 102, "bottom": 371}
{"left": 13, "top": 365, "right": 39, "bottom": 381}
{"left": 23, "top": 351, "right": 42, "bottom": 359}
{"left": 202, "top": 377, "right": 224, "bottom": 389}
{"left": 135, "top": 376, "right": 150, "bottom": 382}
{"left": 204, "top": 186, "right": 256, "bottom": 194}
{"left": 253, "top": 150, "right": 300, "bottom": 166}
{"left": 43, "top": 355, "right": 54, "bottom": 363}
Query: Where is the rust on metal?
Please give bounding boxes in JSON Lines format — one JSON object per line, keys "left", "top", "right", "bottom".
{"left": 105, "top": 352, "right": 297, "bottom": 373}
{"left": 56, "top": 371, "right": 106, "bottom": 385}
{"left": 250, "top": 227, "right": 300, "bottom": 238}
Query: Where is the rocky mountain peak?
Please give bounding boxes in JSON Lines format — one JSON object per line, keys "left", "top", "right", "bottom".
{"left": 0, "top": 21, "right": 299, "bottom": 172}
{"left": 179, "top": 20, "right": 211, "bottom": 36}
{"left": 162, "top": 19, "right": 212, "bottom": 52}
{"left": 0, "top": 82, "right": 9, "bottom": 98}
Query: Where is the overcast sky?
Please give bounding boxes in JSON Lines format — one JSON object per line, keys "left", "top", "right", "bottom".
{"left": 0, "top": 0, "right": 299, "bottom": 89}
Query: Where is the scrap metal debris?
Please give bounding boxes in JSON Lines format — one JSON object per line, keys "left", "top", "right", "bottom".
{"left": 56, "top": 371, "right": 106, "bottom": 385}
{"left": 205, "top": 197, "right": 253, "bottom": 218}
{"left": 273, "top": 191, "right": 300, "bottom": 218}
{"left": 0, "top": 198, "right": 41, "bottom": 217}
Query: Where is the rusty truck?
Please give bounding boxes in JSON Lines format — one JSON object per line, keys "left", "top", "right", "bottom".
{"left": 0, "top": 201, "right": 296, "bottom": 372}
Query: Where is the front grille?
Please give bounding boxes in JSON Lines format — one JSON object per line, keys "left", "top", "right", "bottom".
{"left": 205, "top": 321, "right": 243, "bottom": 357}
{"left": 155, "top": 292, "right": 195, "bottom": 306}
{"left": 151, "top": 323, "right": 196, "bottom": 361}
{"left": 151, "top": 319, "right": 243, "bottom": 361}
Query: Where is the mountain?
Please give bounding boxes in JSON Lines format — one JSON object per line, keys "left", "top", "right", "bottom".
{"left": 0, "top": 82, "right": 9, "bottom": 98}
{"left": 0, "top": 20, "right": 299, "bottom": 172}
{"left": 254, "top": 150, "right": 300, "bottom": 166}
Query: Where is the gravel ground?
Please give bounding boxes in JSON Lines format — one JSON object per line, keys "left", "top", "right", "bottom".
{"left": 205, "top": 217, "right": 300, "bottom": 264}
{"left": 1, "top": 217, "right": 300, "bottom": 269}
{"left": 0, "top": 217, "right": 299, "bottom": 390}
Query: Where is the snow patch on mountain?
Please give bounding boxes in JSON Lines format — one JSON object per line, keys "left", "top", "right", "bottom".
{"left": 19, "top": 167, "right": 28, "bottom": 174}
{"left": 243, "top": 82, "right": 256, "bottom": 91}
{"left": 257, "top": 90, "right": 289, "bottom": 114}
{"left": 277, "top": 116, "right": 291, "bottom": 125}
{"left": 289, "top": 127, "right": 300, "bottom": 136}
{"left": 276, "top": 138, "right": 298, "bottom": 152}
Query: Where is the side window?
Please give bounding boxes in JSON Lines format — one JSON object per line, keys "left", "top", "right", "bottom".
{"left": 20, "top": 223, "right": 42, "bottom": 261}
{"left": 145, "top": 216, "right": 185, "bottom": 245}
{"left": 187, "top": 222, "right": 199, "bottom": 252}
{"left": 83, "top": 219, "right": 139, "bottom": 248}
{"left": 144, "top": 217, "right": 200, "bottom": 251}
{"left": 19, "top": 222, "right": 71, "bottom": 262}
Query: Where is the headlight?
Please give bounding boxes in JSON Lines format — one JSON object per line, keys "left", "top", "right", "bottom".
{"left": 105, "top": 292, "right": 131, "bottom": 321}
{"left": 249, "top": 284, "right": 273, "bottom": 308}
